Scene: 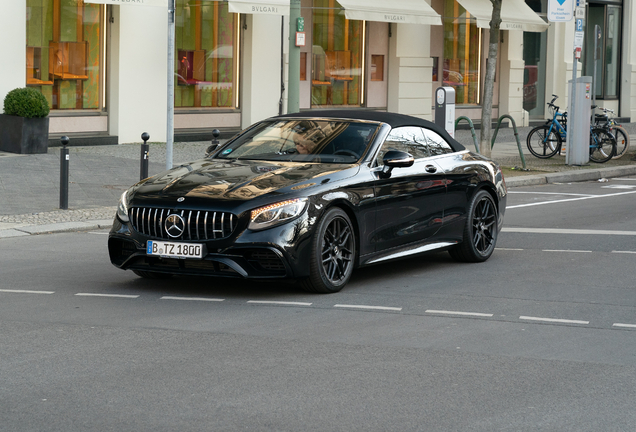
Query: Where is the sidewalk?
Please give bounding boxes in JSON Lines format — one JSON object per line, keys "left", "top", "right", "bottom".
{"left": 1, "top": 125, "right": 635, "bottom": 238}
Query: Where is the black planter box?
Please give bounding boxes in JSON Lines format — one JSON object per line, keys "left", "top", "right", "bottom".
{"left": 0, "top": 114, "right": 49, "bottom": 154}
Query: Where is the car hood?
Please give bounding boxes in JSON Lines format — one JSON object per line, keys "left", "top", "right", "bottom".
{"left": 129, "top": 158, "right": 359, "bottom": 206}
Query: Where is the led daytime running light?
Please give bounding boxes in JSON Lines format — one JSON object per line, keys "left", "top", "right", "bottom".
{"left": 250, "top": 199, "right": 302, "bottom": 221}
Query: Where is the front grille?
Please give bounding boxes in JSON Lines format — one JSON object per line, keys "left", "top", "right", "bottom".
{"left": 129, "top": 207, "right": 236, "bottom": 241}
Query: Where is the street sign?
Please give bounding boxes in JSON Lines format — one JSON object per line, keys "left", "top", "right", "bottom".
{"left": 574, "top": 31, "right": 584, "bottom": 49}
{"left": 547, "top": 0, "right": 574, "bottom": 22}
{"left": 84, "top": 0, "right": 167, "bottom": 6}
{"left": 575, "top": 6, "right": 585, "bottom": 18}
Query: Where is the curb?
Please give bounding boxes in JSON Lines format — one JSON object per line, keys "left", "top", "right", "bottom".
{"left": 505, "top": 164, "right": 636, "bottom": 187}
{"left": 0, "top": 219, "right": 113, "bottom": 239}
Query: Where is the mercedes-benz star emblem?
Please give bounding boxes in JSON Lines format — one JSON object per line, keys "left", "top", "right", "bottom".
{"left": 165, "top": 214, "right": 185, "bottom": 238}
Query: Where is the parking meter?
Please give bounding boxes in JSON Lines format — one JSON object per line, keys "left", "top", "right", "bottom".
{"left": 435, "top": 87, "right": 456, "bottom": 138}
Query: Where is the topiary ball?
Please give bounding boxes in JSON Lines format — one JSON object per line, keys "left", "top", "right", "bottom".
{"left": 3, "top": 87, "right": 50, "bottom": 118}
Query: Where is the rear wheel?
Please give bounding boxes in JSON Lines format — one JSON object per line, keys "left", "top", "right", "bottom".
{"left": 526, "top": 125, "right": 561, "bottom": 159}
{"left": 449, "top": 190, "right": 498, "bottom": 263}
{"left": 589, "top": 128, "right": 616, "bottom": 163}
{"left": 132, "top": 270, "right": 173, "bottom": 279}
{"left": 611, "top": 126, "right": 630, "bottom": 159}
{"left": 301, "top": 208, "right": 355, "bottom": 294}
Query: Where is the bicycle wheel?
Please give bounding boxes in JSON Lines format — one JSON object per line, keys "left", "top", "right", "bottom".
{"left": 589, "top": 127, "right": 616, "bottom": 163}
{"left": 526, "top": 125, "right": 561, "bottom": 159}
{"left": 611, "top": 126, "right": 630, "bottom": 159}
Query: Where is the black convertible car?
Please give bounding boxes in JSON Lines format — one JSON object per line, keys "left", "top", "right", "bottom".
{"left": 108, "top": 110, "right": 507, "bottom": 293}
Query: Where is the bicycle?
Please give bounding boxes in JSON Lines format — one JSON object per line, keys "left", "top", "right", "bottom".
{"left": 526, "top": 95, "right": 616, "bottom": 163}
{"left": 593, "top": 106, "right": 630, "bottom": 159}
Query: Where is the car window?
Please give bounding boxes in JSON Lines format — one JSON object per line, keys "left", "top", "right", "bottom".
{"left": 214, "top": 120, "right": 379, "bottom": 164}
{"left": 422, "top": 129, "right": 454, "bottom": 156}
{"left": 376, "top": 127, "right": 429, "bottom": 165}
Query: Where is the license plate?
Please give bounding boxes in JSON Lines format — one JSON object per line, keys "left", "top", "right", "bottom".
{"left": 147, "top": 240, "right": 203, "bottom": 259}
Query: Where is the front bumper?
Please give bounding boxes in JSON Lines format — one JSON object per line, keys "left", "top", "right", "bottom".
{"left": 108, "top": 213, "right": 314, "bottom": 279}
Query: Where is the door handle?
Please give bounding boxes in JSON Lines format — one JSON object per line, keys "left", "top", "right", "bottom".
{"left": 425, "top": 165, "right": 437, "bottom": 173}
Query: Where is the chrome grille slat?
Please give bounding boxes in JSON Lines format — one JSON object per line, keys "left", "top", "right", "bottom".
{"left": 129, "top": 207, "right": 236, "bottom": 241}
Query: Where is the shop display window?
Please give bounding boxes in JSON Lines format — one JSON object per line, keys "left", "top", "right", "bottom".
{"left": 175, "top": 0, "right": 238, "bottom": 109}
{"left": 311, "top": 0, "right": 363, "bottom": 107}
{"left": 371, "top": 55, "right": 384, "bottom": 81}
{"left": 443, "top": 0, "right": 481, "bottom": 105}
{"left": 26, "top": 0, "right": 102, "bottom": 110}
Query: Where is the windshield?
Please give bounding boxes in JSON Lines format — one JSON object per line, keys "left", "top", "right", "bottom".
{"left": 214, "top": 119, "right": 379, "bottom": 163}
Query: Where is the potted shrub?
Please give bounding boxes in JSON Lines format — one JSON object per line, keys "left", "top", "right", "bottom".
{"left": 0, "top": 87, "right": 50, "bottom": 154}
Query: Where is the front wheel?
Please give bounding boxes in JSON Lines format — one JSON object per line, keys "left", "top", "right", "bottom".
{"left": 449, "top": 190, "right": 498, "bottom": 263}
{"left": 611, "top": 126, "right": 630, "bottom": 159}
{"left": 526, "top": 125, "right": 561, "bottom": 159}
{"left": 301, "top": 207, "right": 356, "bottom": 294}
{"left": 589, "top": 128, "right": 616, "bottom": 163}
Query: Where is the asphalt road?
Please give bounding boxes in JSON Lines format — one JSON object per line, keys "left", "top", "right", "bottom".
{"left": 1, "top": 176, "right": 635, "bottom": 431}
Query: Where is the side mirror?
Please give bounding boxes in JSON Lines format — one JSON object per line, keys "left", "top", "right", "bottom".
{"left": 380, "top": 150, "right": 414, "bottom": 178}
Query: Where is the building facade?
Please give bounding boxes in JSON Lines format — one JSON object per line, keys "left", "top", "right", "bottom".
{"left": 1, "top": 0, "right": 634, "bottom": 145}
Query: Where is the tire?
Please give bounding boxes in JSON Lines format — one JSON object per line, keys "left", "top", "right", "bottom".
{"left": 301, "top": 207, "right": 356, "bottom": 294}
{"left": 448, "top": 190, "right": 498, "bottom": 263}
{"left": 526, "top": 125, "right": 561, "bottom": 159}
{"left": 589, "top": 128, "right": 616, "bottom": 163}
{"left": 132, "top": 270, "right": 174, "bottom": 279}
{"left": 611, "top": 126, "right": 630, "bottom": 159}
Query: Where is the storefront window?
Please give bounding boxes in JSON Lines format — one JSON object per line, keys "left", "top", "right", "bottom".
{"left": 26, "top": 0, "right": 103, "bottom": 110}
{"left": 523, "top": 0, "right": 547, "bottom": 118}
{"left": 583, "top": 3, "right": 621, "bottom": 99}
{"left": 443, "top": 0, "right": 481, "bottom": 105}
{"left": 311, "top": 0, "right": 363, "bottom": 107}
{"left": 175, "top": 0, "right": 238, "bottom": 108}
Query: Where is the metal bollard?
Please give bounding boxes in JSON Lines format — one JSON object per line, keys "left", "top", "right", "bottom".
{"left": 59, "top": 136, "right": 70, "bottom": 210}
{"left": 140, "top": 132, "right": 150, "bottom": 180}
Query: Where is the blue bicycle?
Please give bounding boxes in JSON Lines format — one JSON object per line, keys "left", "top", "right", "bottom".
{"left": 526, "top": 95, "right": 616, "bottom": 163}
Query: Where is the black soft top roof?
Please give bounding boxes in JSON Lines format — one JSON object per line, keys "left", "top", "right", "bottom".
{"left": 274, "top": 109, "right": 466, "bottom": 152}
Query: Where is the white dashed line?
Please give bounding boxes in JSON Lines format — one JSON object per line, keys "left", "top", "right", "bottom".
{"left": 612, "top": 250, "right": 636, "bottom": 254}
{"left": 495, "top": 247, "right": 524, "bottom": 251}
{"left": 542, "top": 249, "right": 592, "bottom": 253}
{"left": 425, "top": 310, "right": 493, "bottom": 317}
{"left": 503, "top": 227, "right": 636, "bottom": 236}
{"left": 613, "top": 323, "right": 636, "bottom": 329}
{"left": 161, "top": 296, "right": 224, "bottom": 302}
{"left": 75, "top": 293, "right": 140, "bottom": 299}
{"left": 508, "top": 191, "right": 595, "bottom": 197}
{"left": 0, "top": 289, "right": 54, "bottom": 294}
{"left": 334, "top": 304, "right": 402, "bottom": 311}
{"left": 247, "top": 300, "right": 312, "bottom": 306}
{"left": 520, "top": 316, "right": 589, "bottom": 325}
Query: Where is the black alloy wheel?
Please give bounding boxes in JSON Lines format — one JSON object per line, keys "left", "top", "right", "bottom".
{"left": 449, "top": 190, "right": 498, "bottom": 262}
{"left": 302, "top": 207, "right": 356, "bottom": 293}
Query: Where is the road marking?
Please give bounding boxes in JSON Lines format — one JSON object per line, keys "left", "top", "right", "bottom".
{"left": 503, "top": 227, "right": 636, "bottom": 236}
{"left": 334, "top": 304, "right": 402, "bottom": 311}
{"left": 508, "top": 191, "right": 595, "bottom": 197}
{"left": 495, "top": 247, "right": 524, "bottom": 251}
{"left": 425, "top": 310, "right": 493, "bottom": 317}
{"left": 88, "top": 232, "right": 109, "bottom": 235}
{"left": 520, "top": 316, "right": 589, "bottom": 325}
{"left": 75, "top": 293, "right": 139, "bottom": 299}
{"left": 507, "top": 190, "right": 636, "bottom": 209}
{"left": 543, "top": 249, "right": 592, "bottom": 253}
{"left": 247, "top": 300, "right": 312, "bottom": 306}
{"left": 613, "top": 323, "right": 636, "bottom": 329}
{"left": 161, "top": 296, "right": 224, "bottom": 302}
{"left": 0, "top": 289, "right": 54, "bottom": 294}
{"left": 612, "top": 250, "right": 636, "bottom": 254}
{"left": 602, "top": 185, "right": 636, "bottom": 189}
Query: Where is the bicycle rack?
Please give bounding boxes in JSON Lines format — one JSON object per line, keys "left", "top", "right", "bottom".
{"left": 491, "top": 115, "right": 527, "bottom": 170}
{"left": 455, "top": 114, "right": 527, "bottom": 170}
{"left": 454, "top": 116, "right": 480, "bottom": 153}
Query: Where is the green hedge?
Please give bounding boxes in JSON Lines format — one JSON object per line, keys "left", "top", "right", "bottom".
{"left": 3, "top": 87, "right": 50, "bottom": 118}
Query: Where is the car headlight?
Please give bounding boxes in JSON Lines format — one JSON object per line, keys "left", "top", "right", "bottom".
{"left": 249, "top": 198, "right": 308, "bottom": 231}
{"left": 117, "top": 190, "right": 130, "bottom": 223}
